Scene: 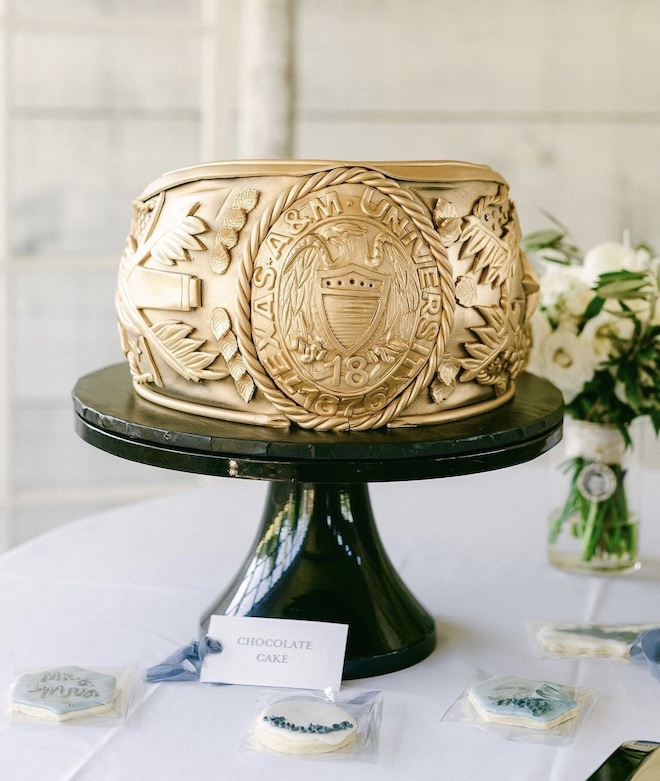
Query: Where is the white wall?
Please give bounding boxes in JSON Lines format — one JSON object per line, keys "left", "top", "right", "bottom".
{"left": 1, "top": 0, "right": 658, "bottom": 548}
{"left": 293, "top": 0, "right": 660, "bottom": 249}
{"left": 0, "top": 0, "right": 237, "bottom": 547}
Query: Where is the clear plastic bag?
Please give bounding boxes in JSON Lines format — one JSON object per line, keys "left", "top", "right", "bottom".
{"left": 242, "top": 687, "right": 383, "bottom": 761}
{"left": 441, "top": 669, "right": 599, "bottom": 745}
{"left": 7, "top": 665, "right": 136, "bottom": 726}
{"left": 531, "top": 622, "right": 658, "bottom": 660}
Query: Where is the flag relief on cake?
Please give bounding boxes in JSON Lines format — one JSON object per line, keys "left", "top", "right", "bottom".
{"left": 116, "top": 161, "right": 539, "bottom": 430}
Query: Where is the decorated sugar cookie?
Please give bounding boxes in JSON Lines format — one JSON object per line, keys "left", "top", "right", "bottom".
{"left": 254, "top": 699, "right": 357, "bottom": 754}
{"left": 536, "top": 623, "right": 655, "bottom": 659}
{"left": 468, "top": 675, "right": 578, "bottom": 730}
{"left": 11, "top": 666, "right": 117, "bottom": 722}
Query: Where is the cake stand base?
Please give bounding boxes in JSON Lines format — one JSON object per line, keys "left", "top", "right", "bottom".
{"left": 201, "top": 481, "right": 435, "bottom": 679}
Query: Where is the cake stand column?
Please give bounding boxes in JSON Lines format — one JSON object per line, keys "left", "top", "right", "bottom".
{"left": 201, "top": 481, "right": 435, "bottom": 679}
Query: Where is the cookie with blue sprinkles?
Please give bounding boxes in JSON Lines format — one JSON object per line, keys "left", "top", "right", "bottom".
{"left": 254, "top": 699, "right": 357, "bottom": 754}
{"left": 469, "top": 675, "right": 578, "bottom": 729}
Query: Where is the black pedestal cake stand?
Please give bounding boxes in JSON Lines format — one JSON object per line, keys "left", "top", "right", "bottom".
{"left": 73, "top": 364, "right": 562, "bottom": 679}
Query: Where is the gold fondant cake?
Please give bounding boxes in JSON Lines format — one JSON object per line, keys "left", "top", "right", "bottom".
{"left": 116, "top": 160, "right": 538, "bottom": 430}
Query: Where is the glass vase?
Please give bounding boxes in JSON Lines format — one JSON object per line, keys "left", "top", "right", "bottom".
{"left": 548, "top": 419, "right": 640, "bottom": 575}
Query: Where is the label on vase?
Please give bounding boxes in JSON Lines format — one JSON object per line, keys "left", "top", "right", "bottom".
{"left": 577, "top": 462, "right": 617, "bottom": 502}
{"left": 200, "top": 615, "right": 349, "bottom": 691}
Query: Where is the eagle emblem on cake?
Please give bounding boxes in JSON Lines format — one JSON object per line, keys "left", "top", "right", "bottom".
{"left": 280, "top": 221, "right": 419, "bottom": 368}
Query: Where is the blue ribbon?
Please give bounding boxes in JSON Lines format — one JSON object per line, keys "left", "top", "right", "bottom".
{"left": 145, "top": 636, "right": 223, "bottom": 683}
{"left": 630, "top": 628, "right": 660, "bottom": 681}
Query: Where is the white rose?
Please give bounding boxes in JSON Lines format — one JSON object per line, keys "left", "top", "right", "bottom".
{"left": 628, "top": 246, "right": 654, "bottom": 272}
{"left": 539, "top": 264, "right": 592, "bottom": 318}
{"left": 581, "top": 309, "right": 635, "bottom": 361}
{"left": 529, "top": 322, "right": 599, "bottom": 403}
{"left": 582, "top": 241, "right": 651, "bottom": 286}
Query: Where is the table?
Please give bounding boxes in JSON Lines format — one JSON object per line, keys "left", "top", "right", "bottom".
{"left": 1, "top": 458, "right": 659, "bottom": 780}
{"left": 72, "top": 364, "right": 562, "bottom": 679}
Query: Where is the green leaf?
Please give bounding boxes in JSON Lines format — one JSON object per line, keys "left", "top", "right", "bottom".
{"left": 538, "top": 249, "right": 573, "bottom": 265}
{"left": 597, "top": 270, "right": 648, "bottom": 284}
{"left": 624, "top": 377, "right": 644, "bottom": 412}
{"left": 522, "top": 214, "right": 583, "bottom": 266}
{"left": 583, "top": 296, "right": 605, "bottom": 320}
{"left": 595, "top": 270, "right": 653, "bottom": 299}
{"left": 615, "top": 365, "right": 633, "bottom": 386}
{"left": 521, "top": 228, "right": 565, "bottom": 248}
{"left": 649, "top": 408, "right": 660, "bottom": 433}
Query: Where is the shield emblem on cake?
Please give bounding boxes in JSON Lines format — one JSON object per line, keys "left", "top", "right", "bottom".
{"left": 316, "top": 264, "right": 390, "bottom": 356}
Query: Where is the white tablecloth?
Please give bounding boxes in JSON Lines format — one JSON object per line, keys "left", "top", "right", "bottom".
{"left": 1, "top": 456, "right": 659, "bottom": 781}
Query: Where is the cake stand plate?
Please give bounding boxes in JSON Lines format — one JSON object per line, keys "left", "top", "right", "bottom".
{"left": 73, "top": 364, "right": 562, "bottom": 679}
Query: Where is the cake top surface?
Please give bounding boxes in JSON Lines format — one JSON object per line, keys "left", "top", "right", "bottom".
{"left": 140, "top": 159, "right": 507, "bottom": 199}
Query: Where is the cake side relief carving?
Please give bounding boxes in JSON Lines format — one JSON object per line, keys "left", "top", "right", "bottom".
{"left": 149, "top": 320, "right": 222, "bottom": 382}
{"left": 151, "top": 203, "right": 208, "bottom": 266}
{"left": 430, "top": 353, "right": 461, "bottom": 403}
{"left": 439, "top": 186, "right": 534, "bottom": 399}
{"left": 459, "top": 186, "right": 514, "bottom": 287}
{"left": 235, "top": 167, "right": 456, "bottom": 431}
{"left": 211, "top": 189, "right": 260, "bottom": 274}
{"left": 131, "top": 193, "right": 163, "bottom": 245}
{"left": 119, "top": 194, "right": 163, "bottom": 279}
{"left": 122, "top": 328, "right": 160, "bottom": 386}
{"left": 117, "top": 200, "right": 234, "bottom": 387}
{"left": 116, "top": 163, "right": 539, "bottom": 428}
{"left": 455, "top": 276, "right": 478, "bottom": 307}
{"left": 211, "top": 308, "right": 256, "bottom": 403}
{"left": 432, "top": 197, "right": 462, "bottom": 248}
{"left": 460, "top": 306, "right": 512, "bottom": 394}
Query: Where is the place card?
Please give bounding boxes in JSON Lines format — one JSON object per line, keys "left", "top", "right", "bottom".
{"left": 200, "top": 615, "right": 349, "bottom": 691}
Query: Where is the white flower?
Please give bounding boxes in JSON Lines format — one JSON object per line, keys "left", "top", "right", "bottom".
{"left": 582, "top": 241, "right": 652, "bottom": 286}
{"left": 539, "top": 264, "right": 592, "bottom": 319}
{"left": 528, "top": 321, "right": 599, "bottom": 403}
{"left": 628, "top": 246, "right": 655, "bottom": 272}
{"left": 647, "top": 256, "right": 660, "bottom": 325}
{"left": 581, "top": 309, "right": 635, "bottom": 361}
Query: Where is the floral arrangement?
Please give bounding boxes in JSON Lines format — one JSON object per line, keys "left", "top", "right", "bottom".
{"left": 522, "top": 218, "right": 660, "bottom": 570}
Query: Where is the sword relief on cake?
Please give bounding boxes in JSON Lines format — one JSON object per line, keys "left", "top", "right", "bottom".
{"left": 241, "top": 172, "right": 455, "bottom": 430}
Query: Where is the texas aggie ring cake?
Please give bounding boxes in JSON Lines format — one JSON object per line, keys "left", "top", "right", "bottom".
{"left": 116, "top": 160, "right": 539, "bottom": 431}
